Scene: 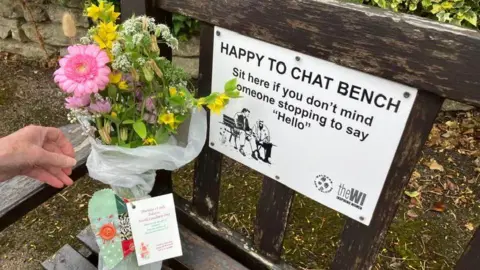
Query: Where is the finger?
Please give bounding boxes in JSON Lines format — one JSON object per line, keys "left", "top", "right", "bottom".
{"left": 43, "top": 166, "right": 74, "bottom": 186}
{"left": 43, "top": 142, "right": 72, "bottom": 176}
{"left": 26, "top": 167, "right": 64, "bottom": 188}
{"left": 44, "top": 127, "right": 75, "bottom": 159}
{"left": 33, "top": 147, "right": 77, "bottom": 169}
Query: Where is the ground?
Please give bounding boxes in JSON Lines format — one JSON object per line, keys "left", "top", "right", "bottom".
{"left": 0, "top": 53, "right": 478, "bottom": 270}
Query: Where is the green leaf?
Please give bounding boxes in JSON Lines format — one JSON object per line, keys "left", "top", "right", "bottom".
{"left": 169, "top": 95, "right": 185, "bottom": 106}
{"left": 108, "top": 85, "right": 117, "bottom": 100}
{"left": 155, "top": 127, "right": 169, "bottom": 144}
{"left": 175, "top": 114, "right": 188, "bottom": 124}
{"left": 224, "top": 78, "right": 238, "bottom": 92}
{"left": 104, "top": 115, "right": 121, "bottom": 125}
{"left": 422, "top": 0, "right": 432, "bottom": 7}
{"left": 441, "top": 1, "right": 454, "bottom": 9}
{"left": 133, "top": 121, "right": 147, "bottom": 139}
{"left": 436, "top": 10, "right": 451, "bottom": 22}
{"left": 464, "top": 10, "right": 477, "bottom": 26}
{"left": 409, "top": 2, "right": 418, "bottom": 11}
{"left": 173, "top": 22, "right": 182, "bottom": 36}
{"left": 142, "top": 66, "right": 154, "bottom": 82}
{"left": 453, "top": 0, "right": 464, "bottom": 8}
{"left": 431, "top": 3, "right": 443, "bottom": 13}
{"left": 122, "top": 119, "right": 135, "bottom": 124}
{"left": 405, "top": 190, "right": 420, "bottom": 198}
{"left": 374, "top": 0, "right": 388, "bottom": 8}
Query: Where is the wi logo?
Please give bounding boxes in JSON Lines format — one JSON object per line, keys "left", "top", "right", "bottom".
{"left": 336, "top": 184, "right": 367, "bottom": 210}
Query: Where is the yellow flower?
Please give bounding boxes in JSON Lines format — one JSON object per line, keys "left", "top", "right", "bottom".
{"left": 143, "top": 137, "right": 156, "bottom": 145}
{"left": 106, "top": 5, "right": 120, "bottom": 22}
{"left": 93, "top": 34, "right": 113, "bottom": 49}
{"left": 159, "top": 113, "right": 176, "bottom": 129}
{"left": 219, "top": 93, "right": 230, "bottom": 102}
{"left": 196, "top": 97, "right": 206, "bottom": 109}
{"left": 93, "top": 22, "right": 117, "bottom": 49}
{"left": 118, "top": 81, "right": 129, "bottom": 90}
{"left": 86, "top": 1, "right": 104, "bottom": 21}
{"left": 208, "top": 97, "right": 225, "bottom": 114}
{"left": 109, "top": 72, "right": 122, "bottom": 84}
{"left": 98, "top": 22, "right": 118, "bottom": 35}
{"left": 111, "top": 112, "right": 117, "bottom": 118}
{"left": 169, "top": 87, "right": 177, "bottom": 96}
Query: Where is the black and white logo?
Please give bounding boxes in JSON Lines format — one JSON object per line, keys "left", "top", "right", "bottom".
{"left": 314, "top": 175, "right": 333, "bottom": 193}
{"left": 336, "top": 184, "right": 367, "bottom": 210}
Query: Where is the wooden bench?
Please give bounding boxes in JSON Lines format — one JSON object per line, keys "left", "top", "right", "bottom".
{"left": 221, "top": 114, "right": 239, "bottom": 146}
{"left": 2, "top": 0, "right": 480, "bottom": 269}
{"left": 0, "top": 124, "right": 90, "bottom": 232}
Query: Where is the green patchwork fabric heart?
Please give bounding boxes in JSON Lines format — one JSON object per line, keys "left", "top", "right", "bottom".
{"left": 88, "top": 189, "right": 134, "bottom": 270}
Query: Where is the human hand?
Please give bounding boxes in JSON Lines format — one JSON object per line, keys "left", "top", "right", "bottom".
{"left": 0, "top": 125, "right": 77, "bottom": 188}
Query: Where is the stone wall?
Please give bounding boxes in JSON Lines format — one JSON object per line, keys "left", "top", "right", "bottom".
{"left": 0, "top": 0, "right": 88, "bottom": 59}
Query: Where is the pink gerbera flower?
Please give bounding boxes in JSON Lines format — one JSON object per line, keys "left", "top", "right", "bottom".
{"left": 54, "top": 45, "right": 111, "bottom": 97}
{"left": 65, "top": 94, "right": 91, "bottom": 109}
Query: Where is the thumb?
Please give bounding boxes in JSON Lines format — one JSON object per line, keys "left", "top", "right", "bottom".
{"left": 35, "top": 148, "right": 77, "bottom": 168}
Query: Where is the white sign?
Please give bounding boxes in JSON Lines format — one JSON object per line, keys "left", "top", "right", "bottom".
{"left": 127, "top": 194, "right": 182, "bottom": 265}
{"left": 209, "top": 27, "right": 417, "bottom": 225}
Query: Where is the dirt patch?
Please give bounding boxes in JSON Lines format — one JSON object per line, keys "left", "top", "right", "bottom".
{"left": 0, "top": 53, "right": 67, "bottom": 136}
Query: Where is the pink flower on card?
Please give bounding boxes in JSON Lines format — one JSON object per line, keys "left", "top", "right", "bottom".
{"left": 54, "top": 45, "right": 111, "bottom": 97}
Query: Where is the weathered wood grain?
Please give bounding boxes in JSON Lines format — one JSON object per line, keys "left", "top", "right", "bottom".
{"left": 192, "top": 24, "right": 224, "bottom": 222}
{"left": 254, "top": 177, "right": 295, "bottom": 261}
{"left": 331, "top": 90, "right": 444, "bottom": 269}
{"left": 77, "top": 226, "right": 100, "bottom": 254}
{"left": 157, "top": 0, "right": 480, "bottom": 106}
{"left": 77, "top": 221, "right": 247, "bottom": 270}
{"left": 175, "top": 194, "right": 296, "bottom": 270}
{"left": 42, "top": 244, "right": 97, "bottom": 270}
{"left": 455, "top": 226, "right": 480, "bottom": 270}
{"left": 0, "top": 124, "right": 90, "bottom": 231}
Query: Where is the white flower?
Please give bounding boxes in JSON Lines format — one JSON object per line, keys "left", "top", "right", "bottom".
{"left": 112, "top": 55, "right": 132, "bottom": 72}
{"left": 167, "top": 37, "right": 179, "bottom": 50}
{"left": 80, "top": 36, "right": 91, "bottom": 45}
{"left": 137, "top": 57, "right": 146, "bottom": 66}
{"left": 112, "top": 41, "right": 122, "bottom": 56}
{"left": 155, "top": 24, "right": 170, "bottom": 37}
{"left": 132, "top": 33, "right": 145, "bottom": 46}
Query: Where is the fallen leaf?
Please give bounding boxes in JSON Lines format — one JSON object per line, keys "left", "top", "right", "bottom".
{"left": 411, "top": 170, "right": 421, "bottom": 179}
{"left": 474, "top": 158, "right": 480, "bottom": 167}
{"left": 405, "top": 190, "right": 420, "bottom": 198}
{"left": 445, "top": 120, "right": 459, "bottom": 128}
{"left": 431, "top": 201, "right": 446, "bottom": 212}
{"left": 463, "top": 128, "right": 474, "bottom": 135}
{"left": 433, "top": 187, "right": 444, "bottom": 194}
{"left": 465, "top": 222, "right": 475, "bottom": 231}
{"left": 407, "top": 209, "right": 418, "bottom": 218}
{"left": 427, "top": 159, "right": 445, "bottom": 172}
{"left": 446, "top": 180, "right": 457, "bottom": 191}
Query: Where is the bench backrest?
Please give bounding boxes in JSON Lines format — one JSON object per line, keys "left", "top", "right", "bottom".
{"left": 124, "top": 1, "right": 480, "bottom": 269}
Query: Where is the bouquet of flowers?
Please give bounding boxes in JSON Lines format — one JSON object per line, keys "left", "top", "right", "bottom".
{"left": 53, "top": 1, "right": 239, "bottom": 269}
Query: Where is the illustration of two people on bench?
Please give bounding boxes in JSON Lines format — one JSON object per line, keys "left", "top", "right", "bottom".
{"left": 221, "top": 108, "right": 274, "bottom": 164}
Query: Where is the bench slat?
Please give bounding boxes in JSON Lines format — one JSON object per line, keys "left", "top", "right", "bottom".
{"left": 42, "top": 244, "right": 97, "bottom": 270}
{"left": 0, "top": 124, "right": 90, "bottom": 231}
{"left": 77, "top": 222, "right": 247, "bottom": 270}
{"left": 192, "top": 24, "right": 223, "bottom": 222}
{"left": 254, "top": 178, "right": 295, "bottom": 261}
{"left": 331, "top": 91, "right": 444, "bottom": 269}
{"left": 455, "top": 226, "right": 480, "bottom": 270}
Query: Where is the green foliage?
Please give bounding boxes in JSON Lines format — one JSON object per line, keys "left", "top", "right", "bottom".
{"left": 173, "top": 14, "right": 200, "bottom": 41}
{"left": 365, "top": 0, "right": 479, "bottom": 27}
